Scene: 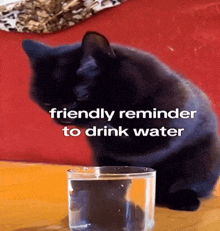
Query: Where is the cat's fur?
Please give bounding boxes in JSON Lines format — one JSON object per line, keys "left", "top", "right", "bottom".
{"left": 23, "top": 32, "right": 220, "bottom": 211}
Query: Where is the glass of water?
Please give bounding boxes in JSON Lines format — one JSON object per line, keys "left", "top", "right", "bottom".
{"left": 67, "top": 166, "right": 156, "bottom": 231}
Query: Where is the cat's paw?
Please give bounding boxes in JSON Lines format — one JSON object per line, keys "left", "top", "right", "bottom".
{"left": 167, "top": 189, "right": 200, "bottom": 211}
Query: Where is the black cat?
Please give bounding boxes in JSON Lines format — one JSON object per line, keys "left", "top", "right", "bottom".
{"left": 23, "top": 32, "right": 220, "bottom": 212}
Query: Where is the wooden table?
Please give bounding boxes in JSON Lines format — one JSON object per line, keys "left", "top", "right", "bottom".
{"left": 0, "top": 162, "right": 219, "bottom": 231}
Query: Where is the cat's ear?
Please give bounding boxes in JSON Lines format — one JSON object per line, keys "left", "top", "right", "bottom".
{"left": 22, "top": 39, "right": 51, "bottom": 60}
{"left": 77, "top": 32, "right": 116, "bottom": 76}
{"left": 81, "top": 31, "right": 116, "bottom": 59}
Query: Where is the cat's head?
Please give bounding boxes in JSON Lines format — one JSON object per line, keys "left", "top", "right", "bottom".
{"left": 23, "top": 32, "right": 137, "bottom": 126}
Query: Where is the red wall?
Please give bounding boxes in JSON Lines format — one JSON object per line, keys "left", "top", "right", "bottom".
{"left": 1, "top": 0, "right": 220, "bottom": 165}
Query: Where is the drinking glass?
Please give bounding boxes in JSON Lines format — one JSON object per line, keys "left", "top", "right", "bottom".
{"left": 67, "top": 166, "right": 156, "bottom": 231}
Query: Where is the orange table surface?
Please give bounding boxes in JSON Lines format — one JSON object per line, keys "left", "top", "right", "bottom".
{"left": 0, "top": 161, "right": 219, "bottom": 231}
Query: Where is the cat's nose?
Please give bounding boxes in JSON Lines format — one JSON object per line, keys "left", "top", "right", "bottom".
{"left": 77, "top": 94, "right": 89, "bottom": 102}
{"left": 75, "top": 86, "right": 89, "bottom": 101}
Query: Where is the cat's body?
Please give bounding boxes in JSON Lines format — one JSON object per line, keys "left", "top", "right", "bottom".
{"left": 23, "top": 32, "right": 220, "bottom": 211}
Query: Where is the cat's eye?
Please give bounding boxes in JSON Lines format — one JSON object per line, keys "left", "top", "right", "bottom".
{"left": 44, "top": 103, "right": 51, "bottom": 106}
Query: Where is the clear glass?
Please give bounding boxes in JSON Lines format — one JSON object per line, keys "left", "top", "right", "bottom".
{"left": 67, "top": 166, "right": 156, "bottom": 231}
